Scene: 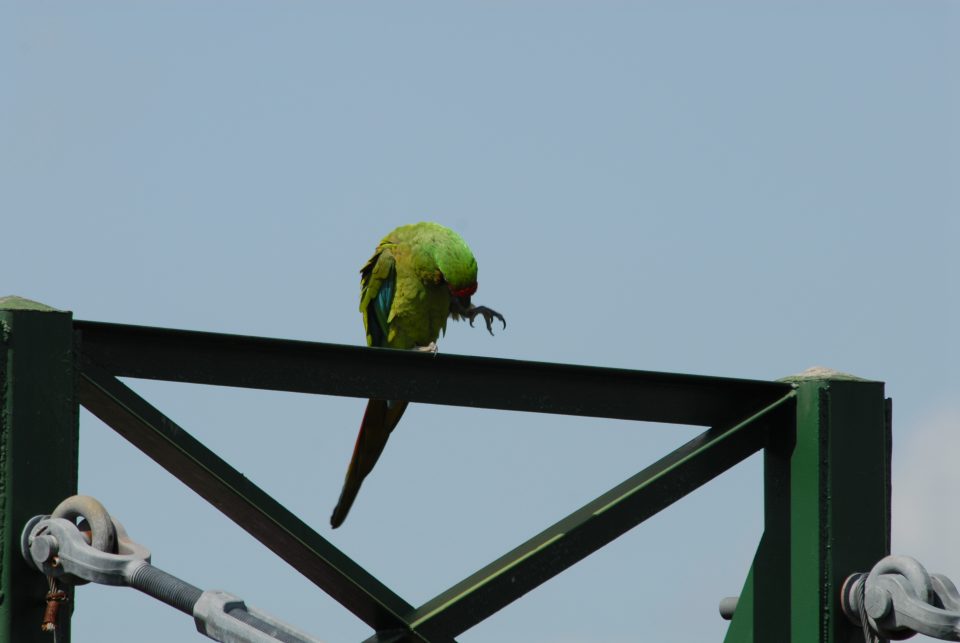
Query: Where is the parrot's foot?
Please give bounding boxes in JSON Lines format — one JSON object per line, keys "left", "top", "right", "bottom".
{"left": 415, "top": 341, "right": 439, "bottom": 354}
{"left": 464, "top": 306, "right": 507, "bottom": 336}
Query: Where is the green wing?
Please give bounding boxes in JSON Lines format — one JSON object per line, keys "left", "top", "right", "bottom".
{"left": 359, "top": 245, "right": 396, "bottom": 348}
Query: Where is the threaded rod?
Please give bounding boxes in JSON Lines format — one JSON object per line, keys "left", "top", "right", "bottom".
{"left": 127, "top": 562, "right": 203, "bottom": 616}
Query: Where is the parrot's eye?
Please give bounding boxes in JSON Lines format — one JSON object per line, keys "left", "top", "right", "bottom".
{"left": 448, "top": 282, "right": 477, "bottom": 298}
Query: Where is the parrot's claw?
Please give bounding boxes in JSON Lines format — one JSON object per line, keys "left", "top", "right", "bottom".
{"left": 415, "top": 341, "right": 439, "bottom": 354}
{"left": 464, "top": 306, "right": 506, "bottom": 336}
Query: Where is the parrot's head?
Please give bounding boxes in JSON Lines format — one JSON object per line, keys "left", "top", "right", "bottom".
{"left": 432, "top": 228, "right": 479, "bottom": 307}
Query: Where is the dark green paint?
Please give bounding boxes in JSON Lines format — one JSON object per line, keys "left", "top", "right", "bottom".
{"left": 76, "top": 320, "right": 792, "bottom": 428}
{"left": 75, "top": 358, "right": 430, "bottom": 640}
{"left": 724, "top": 397, "right": 794, "bottom": 643}
{"left": 806, "top": 378, "right": 889, "bottom": 643}
{"left": 723, "top": 546, "right": 756, "bottom": 642}
{"left": 410, "top": 392, "right": 795, "bottom": 640}
{"left": 1, "top": 304, "right": 892, "bottom": 642}
{"left": 0, "top": 298, "right": 78, "bottom": 643}
{"left": 725, "top": 373, "right": 890, "bottom": 643}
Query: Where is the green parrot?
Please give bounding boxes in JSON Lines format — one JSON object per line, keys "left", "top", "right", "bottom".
{"left": 330, "top": 222, "right": 506, "bottom": 528}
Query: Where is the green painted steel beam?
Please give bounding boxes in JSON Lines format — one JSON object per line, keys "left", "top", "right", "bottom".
{"left": 723, "top": 422, "right": 793, "bottom": 643}
{"left": 75, "top": 320, "right": 792, "bottom": 428}
{"left": 0, "top": 297, "right": 78, "bottom": 643}
{"left": 407, "top": 391, "right": 795, "bottom": 640}
{"left": 75, "top": 358, "right": 436, "bottom": 640}
{"left": 723, "top": 549, "right": 757, "bottom": 642}
{"left": 787, "top": 371, "right": 890, "bottom": 642}
{"left": 724, "top": 369, "right": 890, "bottom": 643}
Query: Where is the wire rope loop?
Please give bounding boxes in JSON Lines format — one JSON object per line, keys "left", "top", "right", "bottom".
{"left": 858, "top": 578, "right": 881, "bottom": 643}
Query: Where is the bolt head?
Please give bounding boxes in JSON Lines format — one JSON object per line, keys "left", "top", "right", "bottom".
{"left": 30, "top": 535, "right": 58, "bottom": 566}
{"left": 865, "top": 586, "right": 893, "bottom": 620}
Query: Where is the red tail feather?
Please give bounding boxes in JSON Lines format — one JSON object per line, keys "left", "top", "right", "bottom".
{"left": 330, "top": 399, "right": 408, "bottom": 528}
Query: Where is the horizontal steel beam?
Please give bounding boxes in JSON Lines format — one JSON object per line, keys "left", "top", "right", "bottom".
{"left": 406, "top": 391, "right": 796, "bottom": 640}
{"left": 76, "top": 321, "right": 792, "bottom": 427}
{"left": 75, "top": 357, "right": 437, "bottom": 641}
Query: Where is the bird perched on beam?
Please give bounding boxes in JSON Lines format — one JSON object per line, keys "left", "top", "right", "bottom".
{"left": 330, "top": 222, "right": 506, "bottom": 528}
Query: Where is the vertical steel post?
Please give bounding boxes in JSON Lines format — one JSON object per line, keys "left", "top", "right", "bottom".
{"left": 723, "top": 397, "right": 793, "bottom": 643}
{"left": 0, "top": 297, "right": 78, "bottom": 643}
{"left": 788, "top": 369, "right": 890, "bottom": 642}
{"left": 725, "top": 369, "right": 890, "bottom": 642}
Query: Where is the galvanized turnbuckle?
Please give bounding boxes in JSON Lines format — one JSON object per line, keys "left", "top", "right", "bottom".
{"left": 22, "top": 495, "right": 324, "bottom": 643}
{"left": 842, "top": 555, "right": 960, "bottom": 641}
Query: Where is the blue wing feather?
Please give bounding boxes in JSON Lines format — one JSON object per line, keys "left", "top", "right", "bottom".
{"left": 372, "top": 271, "right": 395, "bottom": 346}
{"left": 360, "top": 247, "right": 397, "bottom": 348}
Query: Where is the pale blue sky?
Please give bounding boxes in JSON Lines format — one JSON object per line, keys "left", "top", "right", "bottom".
{"left": 3, "top": 2, "right": 958, "bottom": 642}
